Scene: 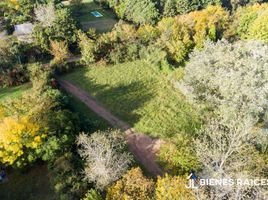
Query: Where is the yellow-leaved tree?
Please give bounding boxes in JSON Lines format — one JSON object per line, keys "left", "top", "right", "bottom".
{"left": 0, "top": 108, "right": 45, "bottom": 166}
{"left": 180, "top": 5, "right": 230, "bottom": 48}
{"left": 7, "top": 0, "right": 20, "bottom": 10}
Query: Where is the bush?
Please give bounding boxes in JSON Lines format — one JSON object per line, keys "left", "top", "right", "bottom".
{"left": 106, "top": 167, "right": 155, "bottom": 200}
{"left": 157, "top": 134, "right": 200, "bottom": 175}
{"left": 50, "top": 40, "right": 71, "bottom": 65}
{"left": 78, "top": 31, "right": 97, "bottom": 65}
{"left": 155, "top": 174, "right": 196, "bottom": 200}
{"left": 49, "top": 153, "right": 88, "bottom": 200}
{"left": 0, "top": 40, "right": 31, "bottom": 87}
{"left": 82, "top": 189, "right": 103, "bottom": 200}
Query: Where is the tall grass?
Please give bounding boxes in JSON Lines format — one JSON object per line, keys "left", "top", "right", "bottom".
{"left": 64, "top": 60, "right": 200, "bottom": 138}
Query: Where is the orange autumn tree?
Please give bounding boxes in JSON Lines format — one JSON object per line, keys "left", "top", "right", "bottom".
{"left": 178, "top": 5, "right": 230, "bottom": 48}
{"left": 0, "top": 106, "right": 46, "bottom": 166}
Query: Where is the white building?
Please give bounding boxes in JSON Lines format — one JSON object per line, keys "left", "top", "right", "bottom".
{"left": 13, "top": 22, "right": 34, "bottom": 42}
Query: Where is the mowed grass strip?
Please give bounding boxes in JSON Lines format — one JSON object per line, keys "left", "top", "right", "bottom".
{"left": 0, "top": 84, "right": 31, "bottom": 102}
{"left": 63, "top": 61, "right": 200, "bottom": 138}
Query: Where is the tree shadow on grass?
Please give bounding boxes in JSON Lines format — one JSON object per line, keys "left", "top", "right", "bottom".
{"left": 78, "top": 75, "right": 155, "bottom": 127}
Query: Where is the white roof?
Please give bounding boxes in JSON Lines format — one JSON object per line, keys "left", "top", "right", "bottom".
{"left": 13, "top": 23, "right": 34, "bottom": 36}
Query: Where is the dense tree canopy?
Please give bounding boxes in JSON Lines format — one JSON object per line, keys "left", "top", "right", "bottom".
{"left": 178, "top": 40, "right": 268, "bottom": 199}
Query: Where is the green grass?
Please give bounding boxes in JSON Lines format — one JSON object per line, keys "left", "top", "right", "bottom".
{"left": 63, "top": 60, "right": 200, "bottom": 138}
{"left": 70, "top": 0, "right": 115, "bottom": 22}
{"left": 0, "top": 84, "right": 31, "bottom": 102}
{"left": 0, "top": 163, "right": 55, "bottom": 200}
{"left": 66, "top": 93, "right": 111, "bottom": 132}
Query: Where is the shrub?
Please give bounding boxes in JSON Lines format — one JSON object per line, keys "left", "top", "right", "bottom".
{"left": 49, "top": 152, "right": 88, "bottom": 200}
{"left": 106, "top": 167, "right": 155, "bottom": 200}
{"left": 77, "top": 130, "right": 132, "bottom": 190}
{"left": 82, "top": 189, "right": 103, "bottom": 200}
{"left": 155, "top": 174, "right": 196, "bottom": 200}
{"left": 78, "top": 31, "right": 96, "bottom": 65}
{"left": 157, "top": 134, "right": 200, "bottom": 175}
{"left": 0, "top": 40, "right": 30, "bottom": 87}
{"left": 50, "top": 40, "right": 70, "bottom": 64}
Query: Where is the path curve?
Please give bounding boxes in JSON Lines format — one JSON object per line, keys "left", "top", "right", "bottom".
{"left": 58, "top": 78, "right": 163, "bottom": 177}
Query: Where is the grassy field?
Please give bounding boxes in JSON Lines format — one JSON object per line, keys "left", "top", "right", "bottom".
{"left": 69, "top": 0, "right": 117, "bottom": 32}
{"left": 75, "top": 0, "right": 115, "bottom": 22}
{"left": 0, "top": 84, "right": 31, "bottom": 102}
{"left": 0, "top": 163, "right": 55, "bottom": 200}
{"left": 63, "top": 61, "right": 200, "bottom": 138}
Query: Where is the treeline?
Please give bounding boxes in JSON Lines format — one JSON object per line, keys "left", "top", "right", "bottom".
{"left": 96, "top": 0, "right": 268, "bottom": 24}
{"left": 79, "top": 4, "right": 268, "bottom": 69}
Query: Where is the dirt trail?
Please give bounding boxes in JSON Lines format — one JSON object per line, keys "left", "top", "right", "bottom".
{"left": 58, "top": 78, "right": 163, "bottom": 177}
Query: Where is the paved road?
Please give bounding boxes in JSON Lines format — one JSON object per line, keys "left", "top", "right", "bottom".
{"left": 58, "top": 78, "right": 163, "bottom": 177}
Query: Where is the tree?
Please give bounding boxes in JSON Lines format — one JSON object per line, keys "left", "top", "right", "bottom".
{"left": 34, "top": 2, "right": 56, "bottom": 27}
{"left": 78, "top": 31, "right": 96, "bottom": 65}
{"left": 107, "top": 0, "right": 159, "bottom": 25}
{"left": 177, "top": 40, "right": 268, "bottom": 119}
{"left": 194, "top": 115, "right": 267, "bottom": 199}
{"left": 33, "top": 8, "right": 77, "bottom": 51}
{"left": 77, "top": 130, "right": 132, "bottom": 190}
{"left": 50, "top": 40, "right": 70, "bottom": 64}
{"left": 0, "top": 114, "right": 45, "bottom": 166}
{"left": 248, "top": 12, "right": 268, "bottom": 43}
{"left": 177, "top": 40, "right": 268, "bottom": 199}
{"left": 235, "top": 4, "right": 268, "bottom": 40}
{"left": 106, "top": 167, "right": 155, "bottom": 200}
{"left": 178, "top": 5, "right": 229, "bottom": 48}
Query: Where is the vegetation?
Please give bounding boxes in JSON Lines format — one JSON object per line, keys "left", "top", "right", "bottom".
{"left": 0, "top": 164, "right": 55, "bottom": 200}
{"left": 106, "top": 167, "right": 155, "bottom": 200}
{"left": 64, "top": 60, "right": 200, "bottom": 138}
{"left": 155, "top": 174, "right": 196, "bottom": 200}
{"left": 0, "top": 84, "right": 31, "bottom": 102}
{"left": 1, "top": 0, "right": 268, "bottom": 199}
{"left": 178, "top": 40, "right": 268, "bottom": 199}
{"left": 77, "top": 130, "right": 132, "bottom": 190}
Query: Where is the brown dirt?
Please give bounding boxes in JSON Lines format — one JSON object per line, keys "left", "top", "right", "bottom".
{"left": 58, "top": 78, "right": 163, "bottom": 177}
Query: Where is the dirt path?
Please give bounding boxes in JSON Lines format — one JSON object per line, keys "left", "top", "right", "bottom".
{"left": 58, "top": 78, "right": 163, "bottom": 177}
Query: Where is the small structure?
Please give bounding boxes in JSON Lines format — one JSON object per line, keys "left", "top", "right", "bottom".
{"left": 13, "top": 22, "right": 34, "bottom": 43}
{"left": 91, "top": 11, "right": 103, "bottom": 17}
